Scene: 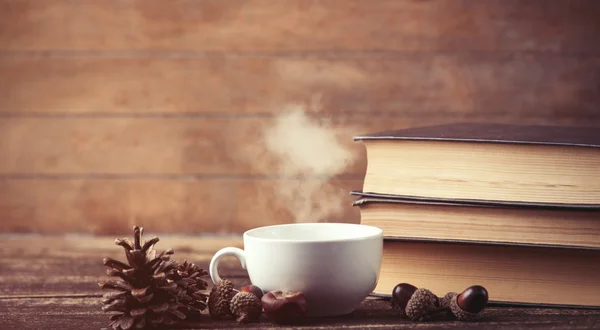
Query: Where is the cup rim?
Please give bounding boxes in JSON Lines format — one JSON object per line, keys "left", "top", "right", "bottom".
{"left": 243, "top": 222, "right": 383, "bottom": 243}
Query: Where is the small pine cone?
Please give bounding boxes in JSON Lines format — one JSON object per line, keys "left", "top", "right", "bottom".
{"left": 450, "top": 294, "right": 479, "bottom": 321}
{"left": 405, "top": 288, "right": 439, "bottom": 321}
{"left": 174, "top": 260, "right": 209, "bottom": 317}
{"left": 208, "top": 279, "right": 235, "bottom": 319}
{"left": 230, "top": 292, "right": 262, "bottom": 324}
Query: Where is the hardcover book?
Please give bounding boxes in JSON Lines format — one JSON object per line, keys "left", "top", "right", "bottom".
{"left": 374, "top": 238, "right": 600, "bottom": 308}
{"left": 354, "top": 123, "right": 600, "bottom": 207}
{"left": 352, "top": 193, "right": 600, "bottom": 248}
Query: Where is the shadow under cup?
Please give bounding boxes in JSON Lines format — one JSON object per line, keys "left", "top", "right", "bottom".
{"left": 209, "top": 223, "right": 383, "bottom": 317}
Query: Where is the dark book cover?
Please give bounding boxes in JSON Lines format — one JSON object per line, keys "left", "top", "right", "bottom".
{"left": 350, "top": 191, "right": 600, "bottom": 209}
{"left": 353, "top": 122, "right": 600, "bottom": 148}
{"left": 380, "top": 235, "right": 600, "bottom": 252}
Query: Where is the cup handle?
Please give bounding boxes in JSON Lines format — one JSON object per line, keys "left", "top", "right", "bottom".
{"left": 209, "top": 247, "right": 247, "bottom": 284}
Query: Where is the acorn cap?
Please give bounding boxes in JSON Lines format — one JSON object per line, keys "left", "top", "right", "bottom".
{"left": 440, "top": 292, "right": 458, "bottom": 309}
{"left": 230, "top": 292, "right": 262, "bottom": 324}
{"left": 450, "top": 294, "right": 479, "bottom": 321}
{"left": 208, "top": 279, "right": 236, "bottom": 319}
{"left": 405, "top": 288, "right": 439, "bottom": 321}
{"left": 390, "top": 294, "right": 407, "bottom": 317}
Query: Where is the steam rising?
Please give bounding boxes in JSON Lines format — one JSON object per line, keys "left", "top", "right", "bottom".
{"left": 239, "top": 101, "right": 359, "bottom": 224}
{"left": 264, "top": 104, "right": 355, "bottom": 177}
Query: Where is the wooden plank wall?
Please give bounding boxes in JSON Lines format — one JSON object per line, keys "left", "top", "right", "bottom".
{"left": 1, "top": 0, "right": 599, "bottom": 234}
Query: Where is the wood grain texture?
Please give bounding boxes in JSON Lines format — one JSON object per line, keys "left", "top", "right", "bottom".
{"left": 1, "top": 0, "right": 599, "bottom": 52}
{"left": 1, "top": 55, "right": 599, "bottom": 117}
{"left": 0, "top": 179, "right": 362, "bottom": 234}
{"left": 0, "top": 117, "right": 367, "bottom": 175}
{"left": 4, "top": 297, "right": 600, "bottom": 330}
{"left": 0, "top": 236, "right": 245, "bottom": 295}
{"left": 0, "top": 179, "right": 237, "bottom": 234}
{"left": 2, "top": 236, "right": 600, "bottom": 329}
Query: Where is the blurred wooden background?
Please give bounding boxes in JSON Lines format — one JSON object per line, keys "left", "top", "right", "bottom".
{"left": 1, "top": 0, "right": 599, "bottom": 235}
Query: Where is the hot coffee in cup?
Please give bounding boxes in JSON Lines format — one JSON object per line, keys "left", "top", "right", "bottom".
{"left": 209, "top": 222, "right": 383, "bottom": 317}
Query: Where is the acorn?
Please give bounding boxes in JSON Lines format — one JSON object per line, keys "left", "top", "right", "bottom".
{"left": 208, "top": 279, "right": 236, "bottom": 319}
{"left": 438, "top": 291, "right": 458, "bottom": 320}
{"left": 404, "top": 288, "right": 440, "bottom": 321}
{"left": 391, "top": 283, "right": 418, "bottom": 316}
{"left": 450, "top": 285, "right": 489, "bottom": 321}
{"left": 230, "top": 291, "right": 262, "bottom": 324}
{"left": 240, "top": 284, "right": 264, "bottom": 300}
{"left": 261, "top": 290, "right": 307, "bottom": 325}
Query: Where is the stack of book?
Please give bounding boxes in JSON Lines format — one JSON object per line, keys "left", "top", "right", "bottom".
{"left": 352, "top": 122, "right": 600, "bottom": 307}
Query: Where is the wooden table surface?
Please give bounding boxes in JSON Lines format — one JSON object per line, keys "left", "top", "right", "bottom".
{"left": 2, "top": 235, "right": 600, "bottom": 329}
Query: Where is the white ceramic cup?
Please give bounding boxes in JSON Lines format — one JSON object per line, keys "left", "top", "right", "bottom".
{"left": 209, "top": 222, "right": 383, "bottom": 317}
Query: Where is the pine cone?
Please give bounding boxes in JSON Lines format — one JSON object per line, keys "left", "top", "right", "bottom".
{"left": 172, "top": 260, "right": 209, "bottom": 320}
{"left": 98, "top": 226, "right": 209, "bottom": 329}
{"left": 208, "top": 279, "right": 236, "bottom": 319}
